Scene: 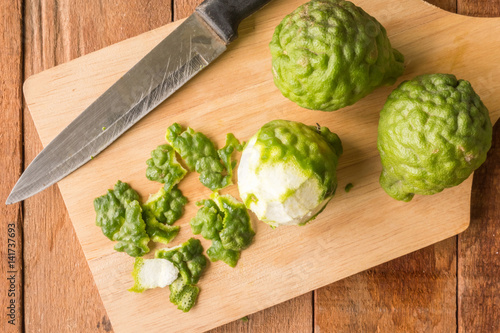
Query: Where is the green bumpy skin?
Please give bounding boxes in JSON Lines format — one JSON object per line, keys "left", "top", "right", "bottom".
{"left": 146, "top": 144, "right": 187, "bottom": 192}
{"left": 190, "top": 194, "right": 254, "bottom": 267}
{"left": 166, "top": 123, "right": 241, "bottom": 191}
{"left": 155, "top": 238, "right": 207, "bottom": 285}
{"left": 218, "top": 133, "right": 244, "bottom": 188}
{"left": 270, "top": 0, "right": 405, "bottom": 111}
{"left": 169, "top": 277, "right": 200, "bottom": 312}
{"left": 190, "top": 199, "right": 224, "bottom": 240}
{"left": 142, "top": 186, "right": 187, "bottom": 244}
{"left": 206, "top": 239, "right": 240, "bottom": 268}
{"left": 377, "top": 74, "right": 492, "bottom": 202}
{"left": 217, "top": 195, "right": 255, "bottom": 251}
{"left": 94, "top": 181, "right": 150, "bottom": 257}
{"left": 156, "top": 238, "right": 207, "bottom": 312}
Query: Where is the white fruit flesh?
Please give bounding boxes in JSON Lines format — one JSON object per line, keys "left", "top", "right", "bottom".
{"left": 238, "top": 136, "right": 330, "bottom": 227}
{"left": 137, "top": 258, "right": 179, "bottom": 289}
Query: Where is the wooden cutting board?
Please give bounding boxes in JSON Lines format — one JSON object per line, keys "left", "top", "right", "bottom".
{"left": 23, "top": 0, "right": 500, "bottom": 332}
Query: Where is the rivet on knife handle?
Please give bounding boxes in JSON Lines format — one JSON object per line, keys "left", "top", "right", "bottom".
{"left": 197, "top": 0, "right": 272, "bottom": 43}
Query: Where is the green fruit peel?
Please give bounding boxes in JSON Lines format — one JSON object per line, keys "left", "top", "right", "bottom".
{"left": 141, "top": 186, "right": 187, "bottom": 244}
{"left": 166, "top": 123, "right": 242, "bottom": 191}
{"left": 155, "top": 238, "right": 207, "bottom": 285}
{"left": 94, "top": 181, "right": 150, "bottom": 257}
{"left": 190, "top": 194, "right": 255, "bottom": 267}
{"left": 169, "top": 276, "right": 200, "bottom": 313}
{"left": 155, "top": 238, "right": 208, "bottom": 312}
{"left": 146, "top": 144, "right": 187, "bottom": 192}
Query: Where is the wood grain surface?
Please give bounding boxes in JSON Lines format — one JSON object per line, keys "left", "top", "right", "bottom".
{"left": 0, "top": 1, "right": 23, "bottom": 332}
{"left": 0, "top": 0, "right": 498, "bottom": 332}
{"left": 458, "top": 121, "right": 500, "bottom": 333}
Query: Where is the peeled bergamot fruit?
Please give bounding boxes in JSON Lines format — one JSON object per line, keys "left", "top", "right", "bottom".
{"left": 238, "top": 120, "right": 343, "bottom": 227}
{"left": 270, "top": 0, "right": 405, "bottom": 111}
{"left": 378, "top": 73, "right": 492, "bottom": 202}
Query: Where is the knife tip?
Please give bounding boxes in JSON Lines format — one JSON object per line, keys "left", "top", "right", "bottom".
{"left": 5, "top": 185, "right": 24, "bottom": 205}
{"left": 5, "top": 193, "right": 19, "bottom": 205}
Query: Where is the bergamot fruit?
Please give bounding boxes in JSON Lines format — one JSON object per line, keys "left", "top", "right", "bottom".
{"left": 378, "top": 73, "right": 492, "bottom": 202}
{"left": 238, "top": 120, "right": 343, "bottom": 227}
{"left": 270, "top": 0, "right": 405, "bottom": 111}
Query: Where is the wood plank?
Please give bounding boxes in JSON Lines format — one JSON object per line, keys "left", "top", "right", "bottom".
{"left": 209, "top": 294, "right": 313, "bottom": 333}
{"left": 0, "top": 1, "right": 23, "bottom": 332}
{"left": 174, "top": 0, "right": 203, "bottom": 19}
{"left": 458, "top": 0, "right": 500, "bottom": 16}
{"left": 23, "top": 1, "right": 172, "bottom": 331}
{"left": 21, "top": 0, "right": 500, "bottom": 331}
{"left": 315, "top": 239, "right": 457, "bottom": 332}
{"left": 458, "top": 120, "right": 500, "bottom": 333}
{"left": 427, "top": 0, "right": 457, "bottom": 12}
{"left": 456, "top": 3, "right": 500, "bottom": 333}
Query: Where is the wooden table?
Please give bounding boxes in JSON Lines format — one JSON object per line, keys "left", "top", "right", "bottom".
{"left": 1, "top": 0, "right": 498, "bottom": 332}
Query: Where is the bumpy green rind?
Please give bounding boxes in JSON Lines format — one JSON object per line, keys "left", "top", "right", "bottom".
{"left": 190, "top": 200, "right": 224, "bottom": 240}
{"left": 190, "top": 194, "right": 254, "bottom": 267}
{"left": 156, "top": 238, "right": 207, "bottom": 312}
{"left": 217, "top": 195, "right": 255, "bottom": 251}
{"left": 270, "top": 0, "right": 405, "bottom": 111}
{"left": 218, "top": 133, "right": 244, "bottom": 188}
{"left": 252, "top": 120, "right": 343, "bottom": 202}
{"left": 206, "top": 239, "right": 240, "bottom": 268}
{"left": 146, "top": 144, "right": 187, "bottom": 192}
{"left": 169, "top": 277, "right": 200, "bottom": 312}
{"left": 142, "top": 186, "right": 187, "bottom": 244}
{"left": 113, "top": 201, "right": 150, "bottom": 256}
{"left": 94, "top": 180, "right": 139, "bottom": 238}
{"left": 155, "top": 238, "right": 207, "bottom": 285}
{"left": 166, "top": 123, "right": 241, "bottom": 191}
{"left": 94, "top": 181, "right": 150, "bottom": 257}
{"left": 142, "top": 186, "right": 187, "bottom": 226}
{"left": 377, "top": 73, "right": 492, "bottom": 201}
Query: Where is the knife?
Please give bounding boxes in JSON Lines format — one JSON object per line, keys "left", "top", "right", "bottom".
{"left": 6, "top": 0, "right": 271, "bottom": 205}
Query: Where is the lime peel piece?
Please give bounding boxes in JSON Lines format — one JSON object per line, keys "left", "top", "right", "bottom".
{"left": 146, "top": 144, "right": 187, "bottom": 192}
{"left": 166, "top": 123, "right": 241, "bottom": 191}
{"left": 94, "top": 181, "right": 150, "bottom": 257}
{"left": 155, "top": 238, "right": 208, "bottom": 312}
{"left": 142, "top": 186, "right": 187, "bottom": 244}
{"left": 129, "top": 258, "right": 179, "bottom": 293}
{"left": 190, "top": 193, "right": 254, "bottom": 267}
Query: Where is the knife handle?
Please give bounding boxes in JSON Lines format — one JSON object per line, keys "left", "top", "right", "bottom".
{"left": 196, "top": 0, "right": 271, "bottom": 44}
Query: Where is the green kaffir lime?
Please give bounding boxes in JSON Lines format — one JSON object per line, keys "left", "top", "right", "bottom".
{"left": 270, "top": 0, "right": 405, "bottom": 111}
{"left": 378, "top": 73, "right": 492, "bottom": 202}
{"left": 238, "top": 120, "right": 343, "bottom": 227}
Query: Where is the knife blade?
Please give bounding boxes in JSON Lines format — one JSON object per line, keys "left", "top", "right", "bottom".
{"left": 7, "top": 0, "right": 271, "bottom": 205}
